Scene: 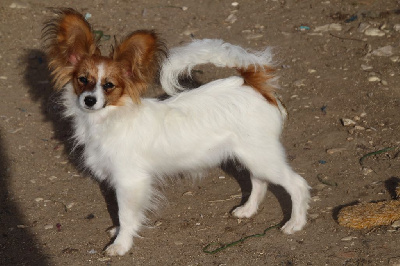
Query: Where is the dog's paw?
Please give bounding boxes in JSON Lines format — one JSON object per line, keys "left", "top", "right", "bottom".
{"left": 232, "top": 205, "right": 257, "bottom": 218}
{"left": 281, "top": 218, "right": 306, "bottom": 234}
{"left": 105, "top": 243, "right": 130, "bottom": 256}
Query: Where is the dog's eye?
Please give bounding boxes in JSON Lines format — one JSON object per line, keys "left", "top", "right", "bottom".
{"left": 103, "top": 82, "right": 115, "bottom": 91}
{"left": 78, "top": 76, "right": 88, "bottom": 85}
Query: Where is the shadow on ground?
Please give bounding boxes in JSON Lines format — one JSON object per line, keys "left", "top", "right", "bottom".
{"left": 0, "top": 129, "right": 50, "bottom": 265}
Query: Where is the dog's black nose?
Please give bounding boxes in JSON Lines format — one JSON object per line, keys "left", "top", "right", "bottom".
{"left": 84, "top": 96, "right": 97, "bottom": 107}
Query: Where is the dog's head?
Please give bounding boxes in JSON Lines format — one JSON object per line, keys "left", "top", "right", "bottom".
{"left": 43, "top": 9, "right": 165, "bottom": 111}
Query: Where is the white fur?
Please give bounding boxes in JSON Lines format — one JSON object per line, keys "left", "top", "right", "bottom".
{"left": 160, "top": 39, "right": 276, "bottom": 95}
{"left": 62, "top": 40, "right": 310, "bottom": 256}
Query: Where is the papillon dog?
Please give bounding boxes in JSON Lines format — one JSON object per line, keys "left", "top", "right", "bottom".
{"left": 43, "top": 9, "right": 310, "bottom": 256}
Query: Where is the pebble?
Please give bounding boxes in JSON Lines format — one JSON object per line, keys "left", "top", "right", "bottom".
{"left": 9, "top": 2, "right": 30, "bottom": 8}
{"left": 391, "top": 220, "right": 400, "bottom": 228}
{"left": 182, "top": 6, "right": 188, "bottom": 11}
{"left": 293, "top": 79, "right": 306, "bottom": 87}
{"left": 0, "top": 76, "right": 7, "bottom": 80}
{"left": 154, "top": 220, "right": 163, "bottom": 227}
{"left": 361, "top": 64, "right": 373, "bottom": 71}
{"left": 182, "top": 191, "right": 194, "bottom": 196}
{"left": 17, "top": 224, "right": 27, "bottom": 229}
{"left": 358, "top": 22, "right": 370, "bottom": 33}
{"left": 245, "top": 33, "right": 264, "bottom": 40}
{"left": 326, "top": 148, "right": 346, "bottom": 154}
{"left": 218, "top": 176, "right": 225, "bottom": 179}
{"left": 394, "top": 24, "right": 400, "bottom": 32}
{"left": 225, "top": 14, "right": 237, "bottom": 24}
{"left": 341, "top": 118, "right": 356, "bottom": 126}
{"left": 354, "top": 125, "right": 365, "bottom": 130}
{"left": 231, "top": 2, "right": 239, "bottom": 6}
{"left": 35, "top": 197, "right": 44, "bottom": 202}
{"left": 362, "top": 168, "right": 373, "bottom": 175}
{"left": 44, "top": 224, "right": 54, "bottom": 230}
{"left": 364, "top": 28, "right": 385, "bottom": 36}
{"left": 341, "top": 236, "right": 356, "bottom": 241}
{"left": 87, "top": 249, "right": 97, "bottom": 254}
{"left": 368, "top": 76, "right": 381, "bottom": 82}
{"left": 390, "top": 56, "right": 399, "bottom": 63}
{"left": 314, "top": 23, "right": 342, "bottom": 32}
{"left": 371, "top": 45, "right": 394, "bottom": 57}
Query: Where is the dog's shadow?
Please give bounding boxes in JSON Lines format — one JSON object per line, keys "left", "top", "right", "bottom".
{"left": 23, "top": 49, "right": 120, "bottom": 227}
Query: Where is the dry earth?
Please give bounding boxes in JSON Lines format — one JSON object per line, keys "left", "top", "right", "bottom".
{"left": 0, "top": 0, "right": 399, "bottom": 265}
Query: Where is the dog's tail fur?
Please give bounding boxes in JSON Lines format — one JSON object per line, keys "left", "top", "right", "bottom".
{"left": 160, "top": 39, "right": 279, "bottom": 107}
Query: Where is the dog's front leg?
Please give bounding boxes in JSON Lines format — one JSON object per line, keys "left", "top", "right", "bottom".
{"left": 105, "top": 175, "right": 152, "bottom": 256}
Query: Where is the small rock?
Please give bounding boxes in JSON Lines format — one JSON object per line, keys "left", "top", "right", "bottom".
{"left": 87, "top": 249, "right": 97, "bottom": 254}
{"left": 9, "top": 2, "right": 30, "bottom": 8}
{"left": 381, "top": 80, "right": 388, "bottom": 86}
{"left": 394, "top": 24, "right": 400, "bottom": 32}
{"left": 231, "top": 2, "right": 239, "bottom": 6}
{"left": 341, "top": 236, "right": 356, "bottom": 241}
{"left": 218, "top": 176, "right": 226, "bottom": 179}
{"left": 371, "top": 45, "right": 394, "bottom": 57}
{"left": 390, "top": 56, "right": 399, "bottom": 63}
{"left": 181, "top": 6, "right": 188, "bottom": 11}
{"left": 308, "top": 69, "right": 317, "bottom": 73}
{"left": 183, "top": 191, "right": 194, "bottom": 196}
{"left": 362, "top": 168, "right": 373, "bottom": 175}
{"left": 17, "top": 224, "right": 27, "bottom": 229}
{"left": 245, "top": 33, "right": 264, "bottom": 40}
{"left": 364, "top": 28, "right": 385, "bottom": 36}
{"left": 225, "top": 13, "right": 237, "bottom": 24}
{"left": 154, "top": 220, "right": 163, "bottom": 227}
{"left": 293, "top": 79, "right": 306, "bottom": 87}
{"left": 174, "top": 241, "right": 183, "bottom": 245}
{"left": 49, "top": 176, "right": 58, "bottom": 181}
{"left": 355, "top": 125, "right": 365, "bottom": 130}
{"left": 326, "top": 148, "right": 346, "bottom": 154}
{"left": 391, "top": 220, "right": 400, "bottom": 228}
{"left": 35, "top": 197, "right": 44, "bottom": 202}
{"left": 358, "top": 22, "right": 370, "bottom": 33}
{"left": 341, "top": 118, "right": 356, "bottom": 126}
{"left": 368, "top": 76, "right": 381, "bottom": 82}
{"left": 314, "top": 23, "right": 342, "bottom": 32}
{"left": 0, "top": 76, "right": 7, "bottom": 80}
{"left": 361, "top": 64, "right": 373, "bottom": 71}
{"left": 44, "top": 224, "right": 54, "bottom": 230}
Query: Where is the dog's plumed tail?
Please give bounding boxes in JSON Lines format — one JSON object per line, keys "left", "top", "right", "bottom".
{"left": 160, "top": 39, "right": 279, "bottom": 106}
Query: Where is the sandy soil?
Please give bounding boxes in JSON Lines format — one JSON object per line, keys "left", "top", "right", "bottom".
{"left": 0, "top": 0, "right": 399, "bottom": 265}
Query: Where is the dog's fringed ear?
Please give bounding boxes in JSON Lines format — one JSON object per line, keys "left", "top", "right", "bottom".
{"left": 43, "top": 9, "right": 100, "bottom": 90}
{"left": 112, "top": 30, "right": 166, "bottom": 103}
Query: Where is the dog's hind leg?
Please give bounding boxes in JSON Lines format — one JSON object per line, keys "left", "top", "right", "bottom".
{"left": 232, "top": 177, "right": 268, "bottom": 218}
{"left": 234, "top": 144, "right": 310, "bottom": 234}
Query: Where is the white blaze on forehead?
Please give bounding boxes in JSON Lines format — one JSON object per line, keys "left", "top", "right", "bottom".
{"left": 78, "top": 63, "right": 107, "bottom": 110}
{"left": 97, "top": 63, "right": 105, "bottom": 87}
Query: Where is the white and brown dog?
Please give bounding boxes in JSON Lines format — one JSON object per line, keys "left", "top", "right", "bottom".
{"left": 44, "top": 9, "right": 310, "bottom": 256}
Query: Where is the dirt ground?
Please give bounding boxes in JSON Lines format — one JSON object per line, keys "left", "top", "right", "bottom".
{"left": 1, "top": 0, "right": 400, "bottom": 265}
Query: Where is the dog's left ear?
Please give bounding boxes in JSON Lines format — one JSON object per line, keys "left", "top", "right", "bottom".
{"left": 112, "top": 30, "right": 166, "bottom": 103}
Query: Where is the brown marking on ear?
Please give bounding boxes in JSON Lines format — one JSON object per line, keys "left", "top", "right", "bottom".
{"left": 112, "top": 30, "right": 167, "bottom": 103}
{"left": 43, "top": 8, "right": 99, "bottom": 90}
{"left": 237, "top": 65, "right": 278, "bottom": 107}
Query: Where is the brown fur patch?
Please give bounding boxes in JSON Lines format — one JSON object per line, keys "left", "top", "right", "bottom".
{"left": 237, "top": 65, "right": 278, "bottom": 106}
{"left": 43, "top": 8, "right": 99, "bottom": 90}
